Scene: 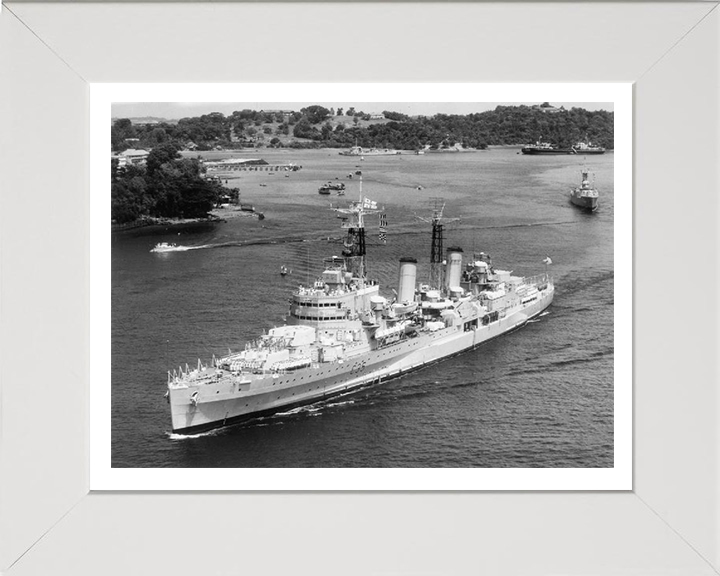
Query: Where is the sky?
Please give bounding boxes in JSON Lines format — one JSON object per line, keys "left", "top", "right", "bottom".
{"left": 112, "top": 101, "right": 614, "bottom": 119}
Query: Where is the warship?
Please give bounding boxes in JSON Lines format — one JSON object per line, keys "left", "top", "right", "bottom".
{"left": 570, "top": 168, "right": 599, "bottom": 212}
{"left": 339, "top": 145, "right": 401, "bottom": 156}
{"left": 167, "top": 188, "right": 555, "bottom": 434}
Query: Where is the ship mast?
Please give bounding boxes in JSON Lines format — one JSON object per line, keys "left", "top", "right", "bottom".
{"left": 334, "top": 176, "right": 377, "bottom": 285}
{"left": 417, "top": 198, "right": 458, "bottom": 290}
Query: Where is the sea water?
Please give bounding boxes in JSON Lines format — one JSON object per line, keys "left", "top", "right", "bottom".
{"left": 111, "top": 148, "right": 614, "bottom": 468}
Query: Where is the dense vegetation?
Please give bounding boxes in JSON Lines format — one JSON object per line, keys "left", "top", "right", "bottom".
{"left": 111, "top": 104, "right": 613, "bottom": 223}
{"left": 111, "top": 103, "right": 614, "bottom": 153}
{"left": 111, "top": 142, "right": 229, "bottom": 224}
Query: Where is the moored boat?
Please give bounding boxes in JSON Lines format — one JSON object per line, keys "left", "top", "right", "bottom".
{"left": 521, "top": 140, "right": 572, "bottom": 155}
{"left": 571, "top": 141, "right": 606, "bottom": 155}
{"left": 339, "top": 146, "right": 401, "bottom": 156}
{"left": 319, "top": 182, "right": 345, "bottom": 194}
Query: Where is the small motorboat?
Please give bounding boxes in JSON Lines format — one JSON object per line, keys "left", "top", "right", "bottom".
{"left": 151, "top": 242, "right": 178, "bottom": 253}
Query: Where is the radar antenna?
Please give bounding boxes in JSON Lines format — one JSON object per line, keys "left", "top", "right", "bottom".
{"left": 415, "top": 197, "right": 459, "bottom": 290}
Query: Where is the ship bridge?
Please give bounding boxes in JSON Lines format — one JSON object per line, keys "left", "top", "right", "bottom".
{"left": 290, "top": 281, "right": 379, "bottom": 323}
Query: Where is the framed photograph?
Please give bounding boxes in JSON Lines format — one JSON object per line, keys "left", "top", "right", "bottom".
{"left": 91, "top": 83, "right": 631, "bottom": 492}
{"left": 2, "top": 2, "right": 718, "bottom": 575}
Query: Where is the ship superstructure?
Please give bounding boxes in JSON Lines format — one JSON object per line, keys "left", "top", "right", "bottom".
{"left": 167, "top": 183, "right": 555, "bottom": 434}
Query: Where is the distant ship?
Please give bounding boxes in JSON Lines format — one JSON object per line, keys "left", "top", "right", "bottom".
{"left": 571, "top": 141, "right": 606, "bottom": 155}
{"left": 522, "top": 140, "right": 607, "bottom": 155}
{"left": 319, "top": 182, "right": 346, "bottom": 194}
{"left": 339, "top": 146, "right": 401, "bottom": 156}
{"left": 570, "top": 168, "right": 599, "bottom": 212}
{"left": 166, "top": 184, "right": 555, "bottom": 434}
{"left": 521, "top": 141, "right": 572, "bottom": 155}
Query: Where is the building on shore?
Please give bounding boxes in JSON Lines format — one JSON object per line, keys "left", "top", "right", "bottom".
{"left": 113, "top": 148, "right": 150, "bottom": 168}
{"left": 203, "top": 158, "right": 301, "bottom": 174}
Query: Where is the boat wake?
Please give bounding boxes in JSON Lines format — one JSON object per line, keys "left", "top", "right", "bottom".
{"left": 152, "top": 235, "right": 338, "bottom": 254}
{"left": 165, "top": 429, "right": 223, "bottom": 440}
{"left": 152, "top": 244, "right": 212, "bottom": 253}
{"left": 527, "top": 311, "right": 550, "bottom": 324}
{"left": 272, "top": 398, "right": 357, "bottom": 419}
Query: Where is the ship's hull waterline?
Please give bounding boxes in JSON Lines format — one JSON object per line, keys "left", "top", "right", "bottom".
{"left": 169, "top": 290, "right": 553, "bottom": 434}
{"left": 521, "top": 148, "right": 605, "bottom": 155}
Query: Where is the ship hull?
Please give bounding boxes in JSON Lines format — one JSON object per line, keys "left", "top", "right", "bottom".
{"left": 339, "top": 152, "right": 400, "bottom": 156}
{"left": 522, "top": 148, "right": 605, "bottom": 155}
{"left": 570, "top": 195, "right": 598, "bottom": 212}
{"left": 169, "top": 289, "right": 554, "bottom": 434}
{"left": 521, "top": 148, "right": 572, "bottom": 155}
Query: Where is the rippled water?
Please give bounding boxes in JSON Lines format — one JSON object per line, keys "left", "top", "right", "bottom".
{"left": 111, "top": 147, "right": 614, "bottom": 468}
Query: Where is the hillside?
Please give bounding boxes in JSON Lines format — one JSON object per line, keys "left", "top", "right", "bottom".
{"left": 111, "top": 104, "right": 614, "bottom": 153}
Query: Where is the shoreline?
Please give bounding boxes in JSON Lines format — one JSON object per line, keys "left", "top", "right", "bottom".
{"left": 111, "top": 208, "right": 262, "bottom": 232}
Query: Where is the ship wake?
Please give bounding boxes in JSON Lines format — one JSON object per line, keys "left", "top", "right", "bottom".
{"left": 165, "top": 429, "right": 224, "bottom": 440}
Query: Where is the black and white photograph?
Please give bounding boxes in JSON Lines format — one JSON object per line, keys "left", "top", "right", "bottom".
{"left": 6, "top": 1, "right": 720, "bottom": 573}
{"left": 106, "top": 93, "right": 626, "bottom": 477}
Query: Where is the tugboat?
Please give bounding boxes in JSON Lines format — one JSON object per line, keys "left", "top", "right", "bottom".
{"left": 167, "top": 182, "right": 555, "bottom": 434}
{"left": 570, "top": 168, "right": 599, "bottom": 212}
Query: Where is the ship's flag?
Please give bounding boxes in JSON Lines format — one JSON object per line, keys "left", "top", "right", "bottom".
{"left": 379, "top": 213, "right": 388, "bottom": 243}
{"left": 363, "top": 197, "right": 377, "bottom": 210}
{"left": 543, "top": 256, "right": 553, "bottom": 265}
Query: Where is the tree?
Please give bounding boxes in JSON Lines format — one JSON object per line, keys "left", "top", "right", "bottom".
{"left": 293, "top": 118, "right": 320, "bottom": 139}
{"left": 346, "top": 107, "right": 356, "bottom": 116}
{"left": 321, "top": 122, "right": 334, "bottom": 140}
{"left": 383, "top": 110, "right": 409, "bottom": 122}
{"left": 111, "top": 118, "right": 136, "bottom": 151}
{"left": 269, "top": 137, "right": 281, "bottom": 147}
{"left": 114, "top": 118, "right": 133, "bottom": 131}
{"left": 145, "top": 142, "right": 181, "bottom": 176}
{"left": 337, "top": 107, "right": 344, "bottom": 116}
{"left": 300, "top": 105, "right": 331, "bottom": 124}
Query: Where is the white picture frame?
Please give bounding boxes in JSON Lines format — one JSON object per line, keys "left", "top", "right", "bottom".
{"left": 1, "top": 2, "right": 718, "bottom": 574}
